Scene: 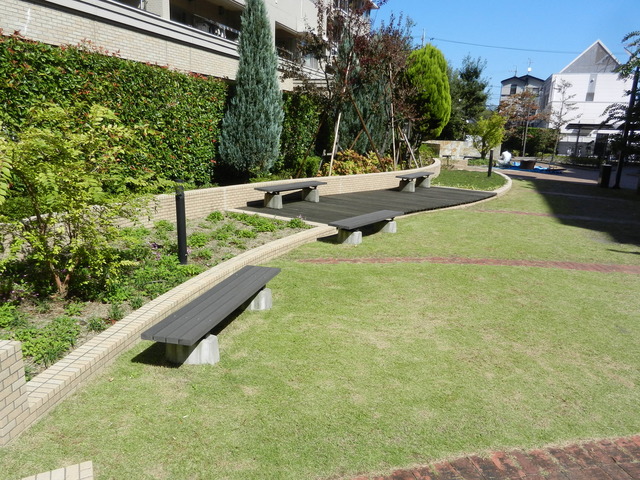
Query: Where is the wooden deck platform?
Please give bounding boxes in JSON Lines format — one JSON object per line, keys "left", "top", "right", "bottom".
{"left": 240, "top": 186, "right": 496, "bottom": 224}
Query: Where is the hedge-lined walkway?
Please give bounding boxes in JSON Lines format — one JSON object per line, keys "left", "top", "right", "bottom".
{"left": 355, "top": 435, "right": 640, "bottom": 480}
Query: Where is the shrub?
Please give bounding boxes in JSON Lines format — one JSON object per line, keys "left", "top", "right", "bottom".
{"left": 287, "top": 217, "right": 310, "bottom": 229}
{"left": 206, "top": 211, "right": 224, "bottom": 223}
{"left": 277, "top": 91, "right": 322, "bottom": 176}
{"left": 0, "top": 34, "right": 227, "bottom": 187}
{"left": 187, "top": 232, "right": 211, "bottom": 248}
{"left": 6, "top": 316, "right": 81, "bottom": 367}
{"left": 87, "top": 316, "right": 108, "bottom": 333}
{"left": 320, "top": 150, "right": 394, "bottom": 175}
{"left": 0, "top": 304, "right": 24, "bottom": 329}
{"left": 227, "top": 212, "right": 281, "bottom": 232}
{"left": 0, "top": 104, "right": 151, "bottom": 298}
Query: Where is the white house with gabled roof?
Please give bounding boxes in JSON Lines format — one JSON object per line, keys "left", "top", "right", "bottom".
{"left": 539, "top": 40, "right": 632, "bottom": 157}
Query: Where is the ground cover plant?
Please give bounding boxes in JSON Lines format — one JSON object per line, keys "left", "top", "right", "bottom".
{"left": 0, "top": 211, "right": 309, "bottom": 378}
{"left": 0, "top": 176, "right": 638, "bottom": 479}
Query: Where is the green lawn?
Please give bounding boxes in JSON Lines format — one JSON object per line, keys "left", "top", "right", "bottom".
{"left": 1, "top": 176, "right": 639, "bottom": 479}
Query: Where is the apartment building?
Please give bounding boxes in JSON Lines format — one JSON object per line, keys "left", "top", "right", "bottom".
{"left": 0, "top": 0, "right": 331, "bottom": 89}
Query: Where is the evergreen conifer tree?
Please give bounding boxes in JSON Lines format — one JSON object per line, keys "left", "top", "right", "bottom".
{"left": 219, "top": 0, "right": 283, "bottom": 177}
{"left": 406, "top": 45, "right": 451, "bottom": 142}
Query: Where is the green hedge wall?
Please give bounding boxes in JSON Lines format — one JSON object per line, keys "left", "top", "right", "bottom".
{"left": 0, "top": 35, "right": 227, "bottom": 187}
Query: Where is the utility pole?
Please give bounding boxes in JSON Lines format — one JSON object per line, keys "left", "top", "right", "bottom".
{"left": 613, "top": 66, "right": 639, "bottom": 189}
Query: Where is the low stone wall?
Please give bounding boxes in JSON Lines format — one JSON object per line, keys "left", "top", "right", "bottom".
{"left": 1, "top": 165, "right": 441, "bottom": 448}
{"left": 137, "top": 164, "right": 440, "bottom": 227}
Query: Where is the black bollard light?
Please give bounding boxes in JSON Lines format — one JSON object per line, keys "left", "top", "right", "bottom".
{"left": 175, "top": 180, "right": 188, "bottom": 265}
{"left": 488, "top": 150, "right": 493, "bottom": 177}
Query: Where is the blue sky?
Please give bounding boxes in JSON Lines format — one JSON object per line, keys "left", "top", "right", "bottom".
{"left": 371, "top": 0, "right": 640, "bottom": 106}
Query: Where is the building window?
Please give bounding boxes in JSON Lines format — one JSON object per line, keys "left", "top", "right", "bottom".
{"left": 510, "top": 84, "right": 517, "bottom": 95}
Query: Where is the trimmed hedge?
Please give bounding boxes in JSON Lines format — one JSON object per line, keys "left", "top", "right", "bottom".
{"left": 0, "top": 35, "right": 227, "bottom": 187}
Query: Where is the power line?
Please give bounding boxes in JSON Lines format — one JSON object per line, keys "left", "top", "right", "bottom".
{"left": 427, "top": 36, "right": 582, "bottom": 55}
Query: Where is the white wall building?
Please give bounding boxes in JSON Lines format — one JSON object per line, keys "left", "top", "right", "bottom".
{"left": 0, "top": 0, "right": 328, "bottom": 89}
{"left": 540, "top": 40, "right": 632, "bottom": 157}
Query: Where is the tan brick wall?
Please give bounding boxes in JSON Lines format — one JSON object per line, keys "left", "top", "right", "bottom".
{"left": 141, "top": 165, "right": 441, "bottom": 226}
{"left": 0, "top": 341, "right": 30, "bottom": 446}
{"left": 20, "top": 461, "right": 94, "bottom": 480}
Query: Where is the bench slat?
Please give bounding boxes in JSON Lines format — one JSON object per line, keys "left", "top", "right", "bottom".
{"left": 141, "top": 265, "right": 280, "bottom": 346}
{"left": 163, "top": 268, "right": 276, "bottom": 345}
{"left": 329, "top": 210, "right": 403, "bottom": 231}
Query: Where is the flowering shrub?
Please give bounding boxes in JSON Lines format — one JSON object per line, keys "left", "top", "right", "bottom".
{"left": 320, "top": 150, "right": 394, "bottom": 175}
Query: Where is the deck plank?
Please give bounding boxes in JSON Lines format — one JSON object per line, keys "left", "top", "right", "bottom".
{"left": 241, "top": 186, "right": 495, "bottom": 224}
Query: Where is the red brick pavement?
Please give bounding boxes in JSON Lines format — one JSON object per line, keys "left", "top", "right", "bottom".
{"left": 351, "top": 436, "right": 640, "bottom": 480}
{"left": 300, "top": 257, "right": 640, "bottom": 274}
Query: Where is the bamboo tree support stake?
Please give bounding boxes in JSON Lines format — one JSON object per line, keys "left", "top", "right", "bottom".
{"left": 389, "top": 67, "right": 397, "bottom": 168}
{"left": 328, "top": 111, "right": 342, "bottom": 177}
{"left": 398, "top": 126, "right": 419, "bottom": 168}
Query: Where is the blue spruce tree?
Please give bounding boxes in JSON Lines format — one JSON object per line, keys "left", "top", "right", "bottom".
{"left": 219, "top": 0, "right": 283, "bottom": 177}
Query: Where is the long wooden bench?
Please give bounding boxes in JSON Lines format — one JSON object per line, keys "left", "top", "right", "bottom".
{"left": 396, "top": 171, "right": 434, "bottom": 192}
{"left": 329, "top": 210, "right": 403, "bottom": 245}
{"left": 141, "top": 265, "right": 280, "bottom": 365}
{"left": 254, "top": 180, "right": 327, "bottom": 209}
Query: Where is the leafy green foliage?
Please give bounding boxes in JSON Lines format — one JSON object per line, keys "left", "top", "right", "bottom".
{"left": 277, "top": 91, "right": 322, "bottom": 177}
{"left": 320, "top": 150, "right": 394, "bottom": 175}
{"left": 407, "top": 45, "right": 452, "bottom": 141}
{"left": 187, "top": 232, "right": 211, "bottom": 248}
{"left": 0, "top": 35, "right": 227, "bottom": 186}
{"left": 87, "top": 316, "right": 108, "bottom": 333}
{"left": 0, "top": 304, "right": 24, "bottom": 329}
{"left": 0, "top": 103, "right": 151, "bottom": 297}
{"left": 206, "top": 211, "right": 224, "bottom": 223}
{"left": 467, "top": 112, "right": 506, "bottom": 159}
{"left": 3, "top": 316, "right": 80, "bottom": 367}
{"left": 219, "top": 0, "right": 283, "bottom": 177}
{"left": 441, "top": 56, "right": 490, "bottom": 140}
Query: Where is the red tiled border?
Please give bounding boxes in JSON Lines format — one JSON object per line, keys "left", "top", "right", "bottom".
{"left": 356, "top": 436, "right": 640, "bottom": 480}
{"left": 299, "top": 257, "right": 640, "bottom": 274}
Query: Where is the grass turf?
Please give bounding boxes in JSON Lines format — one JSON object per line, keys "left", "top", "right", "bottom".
{"left": 1, "top": 177, "right": 638, "bottom": 479}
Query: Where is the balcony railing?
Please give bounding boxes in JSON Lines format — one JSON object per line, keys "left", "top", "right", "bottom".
{"left": 192, "top": 14, "right": 240, "bottom": 42}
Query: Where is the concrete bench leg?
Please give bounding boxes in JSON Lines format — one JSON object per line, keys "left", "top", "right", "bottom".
{"left": 166, "top": 334, "right": 220, "bottom": 365}
{"left": 337, "top": 229, "right": 362, "bottom": 245}
{"left": 415, "top": 177, "right": 431, "bottom": 188}
{"left": 398, "top": 179, "right": 415, "bottom": 193}
{"left": 264, "top": 192, "right": 283, "bottom": 209}
{"left": 379, "top": 220, "right": 397, "bottom": 233}
{"left": 302, "top": 187, "right": 320, "bottom": 202}
{"left": 247, "top": 288, "right": 273, "bottom": 311}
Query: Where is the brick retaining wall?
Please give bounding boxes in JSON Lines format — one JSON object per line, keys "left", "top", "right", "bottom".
{"left": 136, "top": 166, "right": 440, "bottom": 227}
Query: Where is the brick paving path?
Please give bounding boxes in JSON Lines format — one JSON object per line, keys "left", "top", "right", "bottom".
{"left": 477, "top": 209, "right": 640, "bottom": 226}
{"left": 300, "top": 257, "right": 640, "bottom": 274}
{"left": 352, "top": 436, "right": 640, "bottom": 480}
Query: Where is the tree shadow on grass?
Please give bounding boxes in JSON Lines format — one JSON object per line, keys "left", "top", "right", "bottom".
{"left": 513, "top": 176, "right": 640, "bottom": 248}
